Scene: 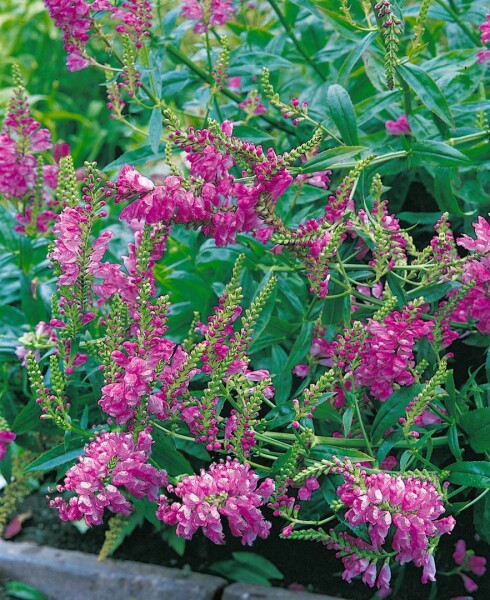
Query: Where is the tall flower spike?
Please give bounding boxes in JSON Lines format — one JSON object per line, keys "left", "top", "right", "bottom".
{"left": 408, "top": 0, "right": 432, "bottom": 57}
{"left": 373, "top": 1, "right": 402, "bottom": 89}
{"left": 0, "top": 67, "right": 52, "bottom": 200}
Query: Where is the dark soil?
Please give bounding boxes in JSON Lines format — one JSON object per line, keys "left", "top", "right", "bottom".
{"left": 9, "top": 490, "right": 490, "bottom": 600}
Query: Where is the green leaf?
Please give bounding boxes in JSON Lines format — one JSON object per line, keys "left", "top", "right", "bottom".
{"left": 397, "top": 62, "right": 454, "bottom": 126}
{"left": 410, "top": 141, "right": 471, "bottom": 168}
{"left": 152, "top": 429, "right": 193, "bottom": 476}
{"left": 322, "top": 282, "right": 348, "bottom": 326}
{"left": 310, "top": 444, "right": 375, "bottom": 463}
{"left": 447, "top": 461, "right": 490, "bottom": 488}
{"left": 231, "top": 125, "right": 275, "bottom": 144}
{"left": 301, "top": 146, "right": 365, "bottom": 173}
{"left": 460, "top": 407, "right": 490, "bottom": 453}
{"left": 327, "top": 84, "right": 359, "bottom": 145}
{"left": 338, "top": 32, "right": 377, "bottom": 86}
{"left": 271, "top": 345, "right": 292, "bottom": 404}
{"left": 386, "top": 272, "right": 408, "bottom": 307}
{"left": 103, "top": 144, "right": 166, "bottom": 171}
{"left": 447, "top": 423, "right": 463, "bottom": 461}
{"left": 370, "top": 385, "right": 424, "bottom": 443}
{"left": 283, "top": 321, "right": 314, "bottom": 374}
{"left": 161, "top": 526, "right": 186, "bottom": 556}
{"left": 287, "top": 0, "right": 323, "bottom": 19}
{"left": 406, "top": 281, "right": 460, "bottom": 303}
{"left": 249, "top": 272, "right": 278, "bottom": 348}
{"left": 208, "top": 560, "right": 271, "bottom": 586}
{"left": 3, "top": 581, "right": 49, "bottom": 600}
{"left": 148, "top": 108, "right": 163, "bottom": 156}
{"left": 26, "top": 444, "right": 84, "bottom": 473}
{"left": 342, "top": 406, "right": 354, "bottom": 437}
{"left": 231, "top": 552, "right": 283, "bottom": 580}
{"left": 474, "top": 490, "right": 490, "bottom": 544}
{"left": 12, "top": 399, "right": 41, "bottom": 434}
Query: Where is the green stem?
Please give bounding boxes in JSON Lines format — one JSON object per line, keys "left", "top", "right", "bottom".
{"left": 352, "top": 389, "right": 374, "bottom": 458}
{"left": 164, "top": 43, "right": 296, "bottom": 135}
{"left": 265, "top": 0, "right": 327, "bottom": 81}
{"left": 432, "top": 0, "right": 480, "bottom": 45}
{"left": 285, "top": 514, "right": 337, "bottom": 526}
{"left": 456, "top": 488, "right": 490, "bottom": 513}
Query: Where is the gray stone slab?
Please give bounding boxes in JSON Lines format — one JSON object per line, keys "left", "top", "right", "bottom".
{"left": 0, "top": 540, "right": 226, "bottom": 600}
{"left": 222, "top": 583, "right": 342, "bottom": 600}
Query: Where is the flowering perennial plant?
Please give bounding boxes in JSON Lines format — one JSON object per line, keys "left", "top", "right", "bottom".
{"left": 1, "top": 1, "right": 490, "bottom": 597}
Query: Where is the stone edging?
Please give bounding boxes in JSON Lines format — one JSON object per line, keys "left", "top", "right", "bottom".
{"left": 0, "top": 540, "right": 341, "bottom": 600}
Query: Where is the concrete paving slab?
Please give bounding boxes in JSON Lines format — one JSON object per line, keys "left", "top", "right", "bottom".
{"left": 222, "top": 582, "right": 343, "bottom": 600}
{"left": 0, "top": 540, "right": 226, "bottom": 600}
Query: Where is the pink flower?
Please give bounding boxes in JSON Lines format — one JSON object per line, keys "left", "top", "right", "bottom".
{"left": 353, "top": 305, "right": 434, "bottom": 401}
{"left": 461, "top": 574, "right": 478, "bottom": 593}
{"left": 297, "top": 477, "right": 319, "bottom": 501}
{"left": 0, "top": 430, "right": 16, "bottom": 461}
{"left": 421, "top": 554, "right": 436, "bottom": 583}
{"left": 385, "top": 114, "right": 411, "bottom": 136}
{"left": 335, "top": 461, "right": 455, "bottom": 577}
{"left": 377, "top": 562, "right": 391, "bottom": 589}
{"left": 479, "top": 14, "right": 490, "bottom": 48}
{"left": 50, "top": 430, "right": 167, "bottom": 525}
{"left": 477, "top": 49, "right": 490, "bottom": 64}
{"left": 114, "top": 164, "right": 154, "bottom": 202}
{"left": 156, "top": 458, "right": 274, "bottom": 545}
{"left": 182, "top": 0, "right": 234, "bottom": 33}
{"left": 293, "top": 364, "right": 309, "bottom": 378}
{"left": 457, "top": 215, "right": 490, "bottom": 253}
{"left": 44, "top": 1, "right": 93, "bottom": 71}
{"left": 453, "top": 538, "right": 487, "bottom": 580}
{"left": 480, "top": 14, "right": 490, "bottom": 43}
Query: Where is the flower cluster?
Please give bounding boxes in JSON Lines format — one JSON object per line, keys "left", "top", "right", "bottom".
{"left": 477, "top": 13, "right": 490, "bottom": 64}
{"left": 44, "top": 1, "right": 153, "bottom": 71}
{"left": 326, "top": 531, "right": 392, "bottom": 590}
{"left": 112, "top": 122, "right": 294, "bottom": 246}
{"left": 0, "top": 426, "right": 16, "bottom": 462}
{"left": 326, "top": 303, "right": 434, "bottom": 401}
{"left": 15, "top": 321, "right": 57, "bottom": 366}
{"left": 50, "top": 430, "right": 167, "bottom": 525}
{"left": 0, "top": 77, "right": 52, "bottom": 200}
{"left": 182, "top": 0, "right": 235, "bottom": 34}
{"left": 157, "top": 458, "right": 274, "bottom": 545}
{"left": 452, "top": 214, "right": 490, "bottom": 334}
{"left": 332, "top": 460, "right": 455, "bottom": 585}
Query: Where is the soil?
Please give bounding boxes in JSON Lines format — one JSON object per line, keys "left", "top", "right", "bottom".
{"left": 7, "top": 490, "right": 489, "bottom": 600}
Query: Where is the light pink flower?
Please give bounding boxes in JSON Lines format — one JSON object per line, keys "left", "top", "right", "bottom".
{"left": 156, "top": 458, "right": 274, "bottom": 545}
{"left": 293, "top": 364, "right": 309, "bottom": 378}
{"left": 182, "top": 0, "right": 234, "bottom": 33}
{"left": 50, "top": 430, "right": 167, "bottom": 525}
{"left": 457, "top": 215, "right": 490, "bottom": 253}
{"left": 385, "top": 114, "right": 411, "bottom": 136}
